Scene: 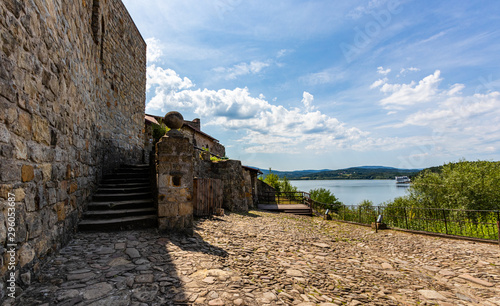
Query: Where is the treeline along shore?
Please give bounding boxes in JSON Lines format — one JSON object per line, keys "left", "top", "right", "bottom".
{"left": 259, "top": 166, "right": 421, "bottom": 180}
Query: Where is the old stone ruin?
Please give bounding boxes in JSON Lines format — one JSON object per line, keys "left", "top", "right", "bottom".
{"left": 0, "top": 0, "right": 271, "bottom": 299}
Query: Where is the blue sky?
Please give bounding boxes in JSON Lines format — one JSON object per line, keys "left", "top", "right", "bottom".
{"left": 122, "top": 0, "right": 500, "bottom": 170}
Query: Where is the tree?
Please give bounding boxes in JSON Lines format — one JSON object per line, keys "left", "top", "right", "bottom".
{"left": 386, "top": 160, "right": 500, "bottom": 210}
{"left": 309, "top": 188, "right": 342, "bottom": 206}
{"left": 261, "top": 169, "right": 298, "bottom": 194}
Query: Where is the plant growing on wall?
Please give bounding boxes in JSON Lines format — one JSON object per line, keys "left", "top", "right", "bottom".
{"left": 151, "top": 118, "right": 170, "bottom": 144}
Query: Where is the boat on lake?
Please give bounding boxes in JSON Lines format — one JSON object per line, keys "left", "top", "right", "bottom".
{"left": 395, "top": 176, "right": 411, "bottom": 186}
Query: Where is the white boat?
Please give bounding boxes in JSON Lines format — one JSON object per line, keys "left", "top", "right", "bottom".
{"left": 395, "top": 176, "right": 411, "bottom": 185}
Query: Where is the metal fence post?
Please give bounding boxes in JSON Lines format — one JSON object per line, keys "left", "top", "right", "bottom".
{"left": 497, "top": 211, "right": 500, "bottom": 247}
{"left": 404, "top": 207, "right": 408, "bottom": 229}
{"left": 442, "top": 209, "right": 448, "bottom": 235}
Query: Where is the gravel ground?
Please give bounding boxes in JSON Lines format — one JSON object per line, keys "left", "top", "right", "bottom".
{"left": 8, "top": 210, "right": 500, "bottom": 305}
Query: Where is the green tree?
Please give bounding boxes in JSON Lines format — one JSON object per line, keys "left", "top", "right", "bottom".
{"left": 386, "top": 160, "right": 500, "bottom": 211}
{"left": 309, "top": 188, "right": 342, "bottom": 206}
{"left": 262, "top": 168, "right": 281, "bottom": 192}
{"left": 261, "top": 169, "right": 298, "bottom": 194}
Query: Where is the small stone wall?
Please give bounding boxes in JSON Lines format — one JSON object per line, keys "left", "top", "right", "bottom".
{"left": 156, "top": 133, "right": 194, "bottom": 235}
{"left": 194, "top": 159, "right": 251, "bottom": 212}
{"left": 257, "top": 180, "right": 276, "bottom": 203}
{"left": 0, "top": 0, "right": 146, "bottom": 295}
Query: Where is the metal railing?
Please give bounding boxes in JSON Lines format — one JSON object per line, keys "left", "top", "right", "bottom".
{"left": 333, "top": 205, "right": 500, "bottom": 243}
{"left": 259, "top": 191, "right": 311, "bottom": 205}
{"left": 258, "top": 189, "right": 500, "bottom": 243}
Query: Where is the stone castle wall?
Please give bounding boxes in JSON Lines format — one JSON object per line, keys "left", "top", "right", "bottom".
{"left": 0, "top": 0, "right": 146, "bottom": 292}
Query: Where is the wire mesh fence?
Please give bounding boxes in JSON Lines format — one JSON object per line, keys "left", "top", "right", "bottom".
{"left": 257, "top": 191, "right": 500, "bottom": 242}
{"left": 334, "top": 205, "right": 500, "bottom": 242}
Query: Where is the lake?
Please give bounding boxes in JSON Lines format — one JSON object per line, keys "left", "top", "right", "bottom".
{"left": 290, "top": 180, "right": 410, "bottom": 206}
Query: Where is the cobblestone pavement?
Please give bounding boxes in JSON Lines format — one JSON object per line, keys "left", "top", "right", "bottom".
{"left": 8, "top": 210, "right": 500, "bottom": 305}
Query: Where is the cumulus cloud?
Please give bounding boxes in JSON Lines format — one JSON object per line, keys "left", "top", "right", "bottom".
{"left": 213, "top": 60, "right": 270, "bottom": 80}
{"left": 301, "top": 91, "right": 315, "bottom": 111}
{"left": 403, "top": 92, "right": 500, "bottom": 127}
{"left": 370, "top": 77, "right": 387, "bottom": 89}
{"left": 146, "top": 63, "right": 376, "bottom": 154}
{"left": 375, "top": 70, "right": 500, "bottom": 157}
{"left": 399, "top": 67, "right": 420, "bottom": 75}
{"left": 146, "top": 65, "right": 194, "bottom": 92}
{"left": 377, "top": 66, "right": 391, "bottom": 75}
{"left": 145, "top": 37, "right": 163, "bottom": 63}
{"left": 378, "top": 70, "right": 442, "bottom": 109}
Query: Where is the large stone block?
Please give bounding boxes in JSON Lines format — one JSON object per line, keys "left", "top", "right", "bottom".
{"left": 12, "top": 110, "right": 31, "bottom": 138}
{"left": 178, "top": 202, "right": 193, "bottom": 216}
{"left": 39, "top": 163, "right": 52, "bottom": 182}
{"left": 158, "top": 203, "right": 178, "bottom": 217}
{"left": 32, "top": 115, "right": 50, "bottom": 145}
{"left": 18, "top": 243, "right": 35, "bottom": 268}
{"left": 21, "top": 164, "right": 34, "bottom": 182}
{"left": 12, "top": 135, "right": 27, "bottom": 160}
{"left": 1, "top": 161, "right": 19, "bottom": 182}
{"left": 55, "top": 201, "right": 65, "bottom": 221}
{"left": 0, "top": 123, "right": 10, "bottom": 143}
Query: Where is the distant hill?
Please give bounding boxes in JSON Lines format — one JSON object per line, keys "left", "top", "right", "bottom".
{"left": 259, "top": 166, "right": 421, "bottom": 180}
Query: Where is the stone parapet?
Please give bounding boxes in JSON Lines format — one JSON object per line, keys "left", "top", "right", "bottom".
{"left": 156, "top": 133, "right": 194, "bottom": 235}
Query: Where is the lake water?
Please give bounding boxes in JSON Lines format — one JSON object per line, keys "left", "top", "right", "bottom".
{"left": 290, "top": 180, "right": 410, "bottom": 206}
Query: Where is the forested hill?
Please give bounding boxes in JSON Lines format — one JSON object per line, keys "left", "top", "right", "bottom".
{"left": 259, "top": 166, "right": 421, "bottom": 180}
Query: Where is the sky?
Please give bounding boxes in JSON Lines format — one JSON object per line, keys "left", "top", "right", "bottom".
{"left": 122, "top": 0, "right": 500, "bottom": 171}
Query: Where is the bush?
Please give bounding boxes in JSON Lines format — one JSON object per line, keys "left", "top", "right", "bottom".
{"left": 151, "top": 119, "right": 170, "bottom": 144}
{"left": 385, "top": 160, "right": 500, "bottom": 211}
{"left": 261, "top": 169, "right": 297, "bottom": 194}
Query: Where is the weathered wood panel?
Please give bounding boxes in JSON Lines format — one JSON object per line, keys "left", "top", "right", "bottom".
{"left": 194, "top": 178, "right": 223, "bottom": 216}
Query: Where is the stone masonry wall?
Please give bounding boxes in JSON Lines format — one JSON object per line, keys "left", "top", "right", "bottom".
{"left": 195, "top": 159, "right": 250, "bottom": 212}
{"left": 0, "top": 0, "right": 146, "bottom": 295}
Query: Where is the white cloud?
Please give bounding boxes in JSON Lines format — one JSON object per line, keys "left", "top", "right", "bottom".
{"left": 403, "top": 92, "right": 500, "bottom": 127}
{"left": 145, "top": 37, "right": 163, "bottom": 63}
{"left": 377, "top": 66, "right": 391, "bottom": 75}
{"left": 146, "top": 64, "right": 376, "bottom": 154}
{"left": 399, "top": 67, "right": 420, "bottom": 75}
{"left": 146, "top": 65, "right": 194, "bottom": 92}
{"left": 277, "top": 49, "right": 289, "bottom": 58}
{"left": 213, "top": 60, "right": 270, "bottom": 80}
{"left": 447, "top": 83, "right": 465, "bottom": 96}
{"left": 378, "top": 70, "right": 442, "bottom": 109}
{"left": 300, "top": 68, "right": 344, "bottom": 85}
{"left": 370, "top": 77, "right": 387, "bottom": 89}
{"left": 301, "top": 91, "right": 315, "bottom": 111}
{"left": 347, "top": 0, "right": 389, "bottom": 19}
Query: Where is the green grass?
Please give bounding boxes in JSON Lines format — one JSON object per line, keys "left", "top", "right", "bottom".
{"left": 332, "top": 206, "right": 499, "bottom": 240}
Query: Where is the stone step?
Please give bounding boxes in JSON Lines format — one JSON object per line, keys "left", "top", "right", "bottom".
{"left": 101, "top": 177, "right": 149, "bottom": 184}
{"left": 83, "top": 207, "right": 156, "bottom": 219}
{"left": 103, "top": 173, "right": 149, "bottom": 180}
{"left": 92, "top": 192, "right": 152, "bottom": 202}
{"left": 282, "top": 209, "right": 313, "bottom": 215}
{"left": 98, "top": 182, "right": 150, "bottom": 188}
{"left": 87, "top": 199, "right": 154, "bottom": 210}
{"left": 121, "top": 164, "right": 149, "bottom": 169}
{"left": 96, "top": 186, "right": 151, "bottom": 194}
{"left": 78, "top": 215, "right": 157, "bottom": 231}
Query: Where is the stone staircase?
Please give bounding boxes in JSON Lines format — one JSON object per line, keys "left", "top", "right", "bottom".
{"left": 78, "top": 164, "right": 157, "bottom": 231}
{"left": 257, "top": 204, "right": 313, "bottom": 216}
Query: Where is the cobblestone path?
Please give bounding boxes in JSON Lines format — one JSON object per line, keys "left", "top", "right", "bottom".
{"left": 8, "top": 210, "right": 500, "bottom": 305}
